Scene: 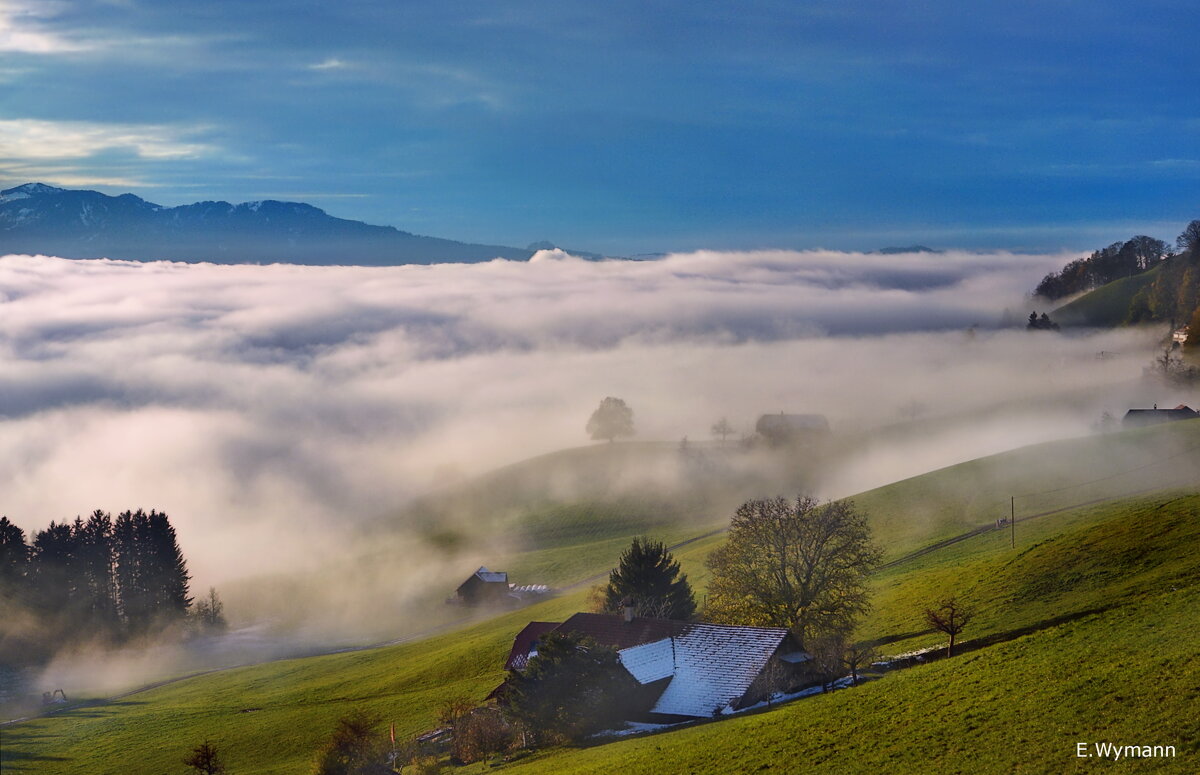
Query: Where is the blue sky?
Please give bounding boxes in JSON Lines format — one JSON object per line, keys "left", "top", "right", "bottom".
{"left": 1, "top": 0, "right": 1197, "bottom": 253}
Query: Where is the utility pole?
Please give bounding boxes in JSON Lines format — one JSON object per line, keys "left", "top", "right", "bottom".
{"left": 1010, "top": 496, "right": 1015, "bottom": 549}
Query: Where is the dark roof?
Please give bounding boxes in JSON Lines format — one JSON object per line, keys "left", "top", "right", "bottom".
{"left": 755, "top": 413, "right": 830, "bottom": 434}
{"left": 554, "top": 612, "right": 688, "bottom": 651}
{"left": 503, "top": 621, "right": 559, "bottom": 671}
{"left": 456, "top": 566, "right": 509, "bottom": 596}
{"left": 473, "top": 566, "right": 508, "bottom": 583}
{"left": 1122, "top": 407, "right": 1198, "bottom": 427}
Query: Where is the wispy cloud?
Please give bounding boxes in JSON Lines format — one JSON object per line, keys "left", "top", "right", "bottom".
{"left": 0, "top": 170, "right": 157, "bottom": 189}
{"left": 0, "top": 119, "right": 216, "bottom": 160}
{"left": 0, "top": 0, "right": 89, "bottom": 54}
{"left": 308, "top": 57, "right": 351, "bottom": 71}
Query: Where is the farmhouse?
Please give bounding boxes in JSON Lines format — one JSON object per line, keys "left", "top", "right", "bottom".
{"left": 1122, "top": 405, "right": 1198, "bottom": 428}
{"left": 754, "top": 412, "right": 830, "bottom": 446}
{"left": 453, "top": 567, "right": 551, "bottom": 607}
{"left": 454, "top": 567, "right": 510, "bottom": 605}
{"left": 498, "top": 611, "right": 811, "bottom": 720}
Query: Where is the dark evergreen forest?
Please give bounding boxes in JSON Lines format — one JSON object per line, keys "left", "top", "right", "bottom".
{"left": 0, "top": 509, "right": 200, "bottom": 666}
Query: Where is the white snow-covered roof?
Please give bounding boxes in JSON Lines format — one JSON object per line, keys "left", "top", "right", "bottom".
{"left": 616, "top": 623, "right": 790, "bottom": 718}
{"left": 619, "top": 637, "right": 676, "bottom": 684}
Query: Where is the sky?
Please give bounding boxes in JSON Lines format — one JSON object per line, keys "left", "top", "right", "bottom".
{"left": 1, "top": 0, "right": 1198, "bottom": 254}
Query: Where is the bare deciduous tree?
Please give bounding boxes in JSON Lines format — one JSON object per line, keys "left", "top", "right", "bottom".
{"left": 183, "top": 740, "right": 226, "bottom": 775}
{"left": 841, "top": 642, "right": 878, "bottom": 687}
{"left": 193, "top": 586, "right": 227, "bottom": 633}
{"left": 806, "top": 631, "right": 848, "bottom": 693}
{"left": 924, "top": 598, "right": 974, "bottom": 658}
{"left": 711, "top": 418, "right": 733, "bottom": 443}
{"left": 1176, "top": 219, "right": 1200, "bottom": 253}
{"left": 704, "top": 496, "right": 882, "bottom": 649}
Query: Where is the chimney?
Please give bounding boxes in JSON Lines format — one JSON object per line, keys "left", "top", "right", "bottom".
{"left": 620, "top": 596, "right": 635, "bottom": 623}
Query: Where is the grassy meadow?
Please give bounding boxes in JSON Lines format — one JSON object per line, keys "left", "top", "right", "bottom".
{"left": 2, "top": 421, "right": 1198, "bottom": 774}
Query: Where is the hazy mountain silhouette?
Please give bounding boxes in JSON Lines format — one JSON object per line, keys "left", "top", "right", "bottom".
{"left": 0, "top": 183, "right": 540, "bottom": 265}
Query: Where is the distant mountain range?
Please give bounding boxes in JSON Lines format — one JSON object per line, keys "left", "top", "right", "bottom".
{"left": 0, "top": 183, "right": 598, "bottom": 265}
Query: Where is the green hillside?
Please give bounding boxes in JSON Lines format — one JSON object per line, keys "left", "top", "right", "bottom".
{"left": 481, "top": 488, "right": 1200, "bottom": 774}
{"left": 850, "top": 417, "right": 1200, "bottom": 561}
{"left": 3, "top": 423, "right": 1199, "bottom": 773}
{"left": 1050, "top": 246, "right": 1199, "bottom": 330}
{"left": 1053, "top": 262, "right": 1163, "bottom": 326}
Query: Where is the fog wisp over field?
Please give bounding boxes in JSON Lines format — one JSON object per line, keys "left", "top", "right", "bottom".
{"left": 0, "top": 249, "right": 1166, "bottom": 639}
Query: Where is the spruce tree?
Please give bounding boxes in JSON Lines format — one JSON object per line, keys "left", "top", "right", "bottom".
{"left": 602, "top": 537, "right": 695, "bottom": 619}
{"left": 0, "top": 516, "right": 30, "bottom": 589}
{"left": 74, "top": 511, "right": 119, "bottom": 637}
{"left": 145, "top": 510, "right": 192, "bottom": 620}
{"left": 29, "top": 521, "right": 79, "bottom": 626}
{"left": 115, "top": 509, "right": 191, "bottom": 632}
{"left": 113, "top": 509, "right": 148, "bottom": 632}
{"left": 505, "top": 630, "right": 638, "bottom": 744}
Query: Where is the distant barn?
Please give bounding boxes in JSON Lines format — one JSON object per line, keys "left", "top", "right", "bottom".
{"left": 755, "top": 412, "right": 831, "bottom": 446}
{"left": 454, "top": 567, "right": 511, "bottom": 605}
{"left": 1122, "top": 405, "right": 1198, "bottom": 428}
{"left": 452, "top": 567, "right": 551, "bottom": 607}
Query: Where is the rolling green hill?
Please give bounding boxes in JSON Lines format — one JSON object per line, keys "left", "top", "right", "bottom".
{"left": 1051, "top": 247, "right": 1199, "bottom": 330}
{"left": 1052, "top": 262, "right": 1164, "bottom": 327}
{"left": 3, "top": 422, "right": 1199, "bottom": 774}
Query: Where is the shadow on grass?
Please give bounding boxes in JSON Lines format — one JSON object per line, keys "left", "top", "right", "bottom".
{"left": 0, "top": 727, "right": 71, "bottom": 771}
{"left": 882, "top": 604, "right": 1119, "bottom": 669}
{"left": 958, "top": 605, "right": 1118, "bottom": 653}
{"left": 862, "top": 629, "right": 936, "bottom": 649}
{"left": 1, "top": 697, "right": 149, "bottom": 727}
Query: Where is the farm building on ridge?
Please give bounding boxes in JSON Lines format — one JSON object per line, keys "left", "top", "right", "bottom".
{"left": 754, "top": 412, "right": 830, "bottom": 446}
{"left": 1122, "top": 405, "right": 1198, "bottom": 428}
{"left": 452, "top": 567, "right": 551, "bottom": 607}
{"left": 455, "top": 567, "right": 510, "bottom": 605}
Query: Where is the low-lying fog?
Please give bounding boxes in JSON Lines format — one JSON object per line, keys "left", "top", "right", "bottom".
{"left": 0, "top": 248, "right": 1176, "bottom": 682}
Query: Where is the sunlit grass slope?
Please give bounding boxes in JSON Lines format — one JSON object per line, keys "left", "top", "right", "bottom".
{"left": 4, "top": 424, "right": 1198, "bottom": 773}
{"left": 474, "top": 490, "right": 1200, "bottom": 774}
{"left": 1052, "top": 262, "right": 1164, "bottom": 327}
{"left": 0, "top": 534, "right": 726, "bottom": 775}
{"left": 849, "top": 418, "right": 1200, "bottom": 561}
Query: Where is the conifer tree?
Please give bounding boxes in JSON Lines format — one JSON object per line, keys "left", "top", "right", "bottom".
{"left": 0, "top": 516, "right": 30, "bottom": 589}
{"left": 29, "top": 521, "right": 79, "bottom": 625}
{"left": 505, "top": 630, "right": 638, "bottom": 744}
{"left": 74, "top": 511, "right": 119, "bottom": 636}
{"left": 602, "top": 537, "right": 695, "bottom": 619}
{"left": 113, "top": 509, "right": 149, "bottom": 631}
{"left": 145, "top": 509, "right": 192, "bottom": 619}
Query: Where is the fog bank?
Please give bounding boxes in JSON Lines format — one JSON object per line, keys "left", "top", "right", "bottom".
{"left": 0, "top": 249, "right": 1166, "bottom": 610}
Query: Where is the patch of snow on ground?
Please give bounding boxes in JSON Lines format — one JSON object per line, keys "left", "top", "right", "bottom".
{"left": 731, "top": 676, "right": 856, "bottom": 715}
{"left": 873, "top": 644, "right": 944, "bottom": 668}
{"left": 594, "top": 721, "right": 684, "bottom": 738}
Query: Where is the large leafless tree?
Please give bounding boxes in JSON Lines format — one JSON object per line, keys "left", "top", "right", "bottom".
{"left": 703, "top": 496, "right": 882, "bottom": 648}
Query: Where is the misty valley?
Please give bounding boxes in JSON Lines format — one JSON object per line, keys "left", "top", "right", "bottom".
{"left": 2, "top": 237, "right": 1199, "bottom": 774}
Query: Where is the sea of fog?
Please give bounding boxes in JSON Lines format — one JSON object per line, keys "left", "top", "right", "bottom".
{"left": 0, "top": 249, "right": 1172, "bottom": 635}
